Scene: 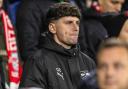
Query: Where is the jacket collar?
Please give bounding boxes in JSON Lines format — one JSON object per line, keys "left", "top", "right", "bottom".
{"left": 41, "top": 32, "right": 80, "bottom": 57}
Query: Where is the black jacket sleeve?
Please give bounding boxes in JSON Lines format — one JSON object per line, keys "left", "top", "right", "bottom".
{"left": 16, "top": 0, "right": 44, "bottom": 61}
{"left": 16, "top": 0, "right": 57, "bottom": 61}
{"left": 19, "top": 50, "right": 48, "bottom": 89}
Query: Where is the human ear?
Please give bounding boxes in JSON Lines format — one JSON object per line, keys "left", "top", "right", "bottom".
{"left": 49, "top": 23, "right": 56, "bottom": 34}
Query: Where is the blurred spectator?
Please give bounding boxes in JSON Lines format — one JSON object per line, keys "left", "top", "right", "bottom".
{"left": 79, "top": 37, "right": 128, "bottom": 89}
{"left": 86, "top": 0, "right": 93, "bottom": 8}
{"left": 16, "top": 0, "right": 58, "bottom": 61}
{"left": 19, "top": 2, "right": 95, "bottom": 89}
{"left": 0, "top": 0, "right": 22, "bottom": 89}
{"left": 71, "top": 0, "right": 93, "bottom": 11}
{"left": 98, "top": 0, "right": 124, "bottom": 13}
{"left": 97, "top": 38, "right": 128, "bottom": 89}
{"left": 0, "top": 0, "right": 2, "bottom": 7}
{"left": 79, "top": 0, "right": 125, "bottom": 61}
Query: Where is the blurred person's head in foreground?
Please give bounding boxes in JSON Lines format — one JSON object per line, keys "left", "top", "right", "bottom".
{"left": 96, "top": 38, "right": 128, "bottom": 89}
{"left": 46, "top": 2, "right": 81, "bottom": 49}
{"left": 98, "top": 0, "right": 125, "bottom": 13}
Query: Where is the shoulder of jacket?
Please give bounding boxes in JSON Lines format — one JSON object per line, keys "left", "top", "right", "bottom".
{"left": 80, "top": 51, "right": 96, "bottom": 67}
{"left": 80, "top": 51, "right": 92, "bottom": 60}
{"left": 33, "top": 48, "right": 54, "bottom": 61}
{"left": 32, "top": 49, "right": 47, "bottom": 61}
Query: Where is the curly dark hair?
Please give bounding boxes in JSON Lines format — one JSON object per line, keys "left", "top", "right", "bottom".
{"left": 46, "top": 2, "right": 81, "bottom": 25}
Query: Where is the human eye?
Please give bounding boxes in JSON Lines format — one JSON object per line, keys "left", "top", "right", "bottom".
{"left": 114, "top": 63, "right": 124, "bottom": 70}
{"left": 65, "top": 21, "right": 73, "bottom": 24}
{"left": 97, "top": 63, "right": 108, "bottom": 71}
{"left": 111, "top": 0, "right": 120, "bottom": 4}
{"left": 76, "top": 21, "right": 80, "bottom": 26}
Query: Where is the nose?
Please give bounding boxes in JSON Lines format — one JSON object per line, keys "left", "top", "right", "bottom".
{"left": 115, "top": 4, "right": 122, "bottom": 12}
{"left": 72, "top": 22, "right": 79, "bottom": 31}
{"left": 106, "top": 67, "right": 115, "bottom": 79}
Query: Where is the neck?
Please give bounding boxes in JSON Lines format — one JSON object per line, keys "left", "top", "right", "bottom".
{"left": 54, "top": 36, "right": 71, "bottom": 49}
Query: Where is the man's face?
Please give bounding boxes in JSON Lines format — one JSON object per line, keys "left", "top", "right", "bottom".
{"left": 99, "top": 0, "right": 125, "bottom": 13}
{"left": 49, "top": 16, "right": 80, "bottom": 49}
{"left": 97, "top": 47, "right": 128, "bottom": 89}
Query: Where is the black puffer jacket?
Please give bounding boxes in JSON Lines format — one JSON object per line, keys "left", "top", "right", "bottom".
{"left": 20, "top": 32, "right": 95, "bottom": 89}
{"left": 79, "top": 10, "right": 108, "bottom": 61}
{"left": 79, "top": 10, "right": 127, "bottom": 61}
{"left": 16, "top": 0, "right": 58, "bottom": 61}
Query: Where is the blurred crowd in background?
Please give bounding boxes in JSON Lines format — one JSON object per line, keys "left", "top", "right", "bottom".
{"left": 3, "top": 0, "right": 128, "bottom": 26}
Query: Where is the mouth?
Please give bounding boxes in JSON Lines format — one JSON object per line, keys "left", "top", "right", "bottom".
{"left": 71, "top": 35, "right": 78, "bottom": 37}
{"left": 70, "top": 33, "right": 79, "bottom": 36}
{"left": 71, "top": 35, "right": 79, "bottom": 39}
{"left": 105, "top": 80, "right": 116, "bottom": 86}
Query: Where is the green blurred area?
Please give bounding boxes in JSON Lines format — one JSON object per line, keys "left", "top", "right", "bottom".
{"left": 0, "top": 17, "right": 6, "bottom": 51}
